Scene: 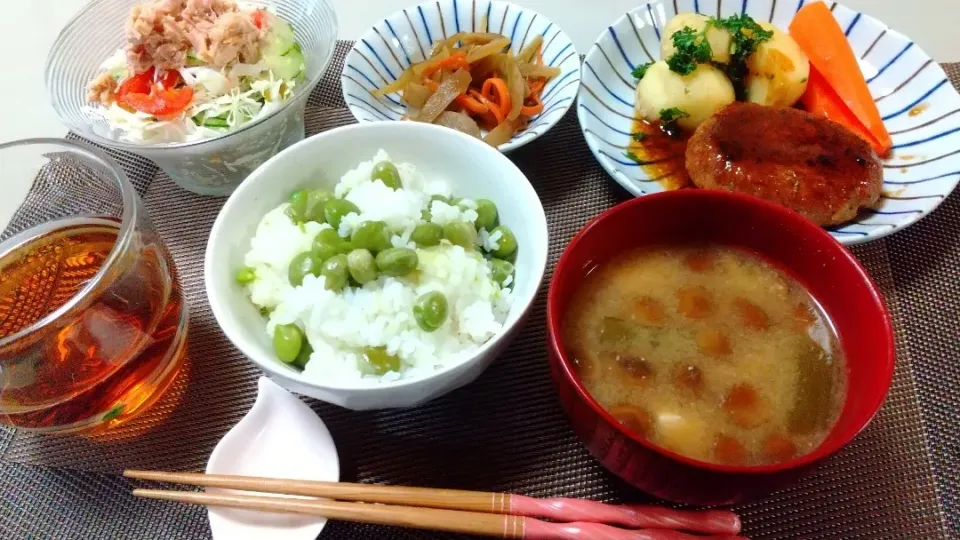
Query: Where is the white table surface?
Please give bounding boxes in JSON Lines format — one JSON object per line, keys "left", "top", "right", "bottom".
{"left": 1, "top": 0, "right": 955, "bottom": 228}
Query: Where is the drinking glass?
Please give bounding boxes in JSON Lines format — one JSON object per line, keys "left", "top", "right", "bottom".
{"left": 0, "top": 139, "right": 188, "bottom": 435}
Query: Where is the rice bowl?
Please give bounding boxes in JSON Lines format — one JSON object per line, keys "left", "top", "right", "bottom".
{"left": 205, "top": 121, "right": 548, "bottom": 410}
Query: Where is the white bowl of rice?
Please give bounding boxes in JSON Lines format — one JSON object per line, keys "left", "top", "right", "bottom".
{"left": 205, "top": 122, "right": 548, "bottom": 409}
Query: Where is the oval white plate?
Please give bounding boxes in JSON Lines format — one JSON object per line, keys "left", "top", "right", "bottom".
{"left": 341, "top": 0, "right": 581, "bottom": 153}
{"left": 578, "top": 0, "right": 960, "bottom": 245}
{"left": 207, "top": 377, "right": 340, "bottom": 540}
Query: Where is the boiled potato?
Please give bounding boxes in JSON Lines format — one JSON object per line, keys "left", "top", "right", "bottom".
{"left": 745, "top": 23, "right": 810, "bottom": 107}
{"left": 635, "top": 61, "right": 735, "bottom": 131}
{"left": 660, "top": 13, "right": 732, "bottom": 64}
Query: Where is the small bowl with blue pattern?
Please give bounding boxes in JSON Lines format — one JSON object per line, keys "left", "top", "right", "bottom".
{"left": 578, "top": 0, "right": 960, "bottom": 245}
{"left": 341, "top": 0, "right": 580, "bottom": 153}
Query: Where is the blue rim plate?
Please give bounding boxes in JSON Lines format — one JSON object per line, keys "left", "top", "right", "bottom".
{"left": 578, "top": 0, "right": 960, "bottom": 246}
{"left": 340, "top": 0, "right": 581, "bottom": 153}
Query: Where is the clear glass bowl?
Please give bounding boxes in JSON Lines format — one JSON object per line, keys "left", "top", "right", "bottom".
{"left": 44, "top": 0, "right": 338, "bottom": 196}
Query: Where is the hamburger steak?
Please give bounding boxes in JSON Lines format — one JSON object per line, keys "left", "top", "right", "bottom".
{"left": 685, "top": 102, "right": 883, "bottom": 226}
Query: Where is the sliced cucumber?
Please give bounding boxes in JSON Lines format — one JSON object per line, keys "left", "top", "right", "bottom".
{"left": 264, "top": 46, "right": 305, "bottom": 81}
{"left": 203, "top": 116, "right": 230, "bottom": 128}
{"left": 262, "top": 18, "right": 297, "bottom": 57}
{"left": 192, "top": 111, "right": 230, "bottom": 128}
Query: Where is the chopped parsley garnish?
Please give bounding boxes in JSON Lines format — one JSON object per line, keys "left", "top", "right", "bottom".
{"left": 665, "top": 26, "right": 714, "bottom": 75}
{"left": 631, "top": 61, "right": 654, "bottom": 80}
{"left": 631, "top": 132, "right": 648, "bottom": 142}
{"left": 658, "top": 108, "right": 690, "bottom": 138}
{"left": 709, "top": 14, "right": 774, "bottom": 99}
{"left": 659, "top": 107, "right": 690, "bottom": 123}
{"left": 624, "top": 151, "right": 652, "bottom": 164}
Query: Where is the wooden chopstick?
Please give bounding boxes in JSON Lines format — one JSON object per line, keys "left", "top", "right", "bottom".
{"left": 132, "top": 488, "right": 743, "bottom": 540}
{"left": 133, "top": 489, "right": 524, "bottom": 538}
{"left": 124, "top": 470, "right": 741, "bottom": 535}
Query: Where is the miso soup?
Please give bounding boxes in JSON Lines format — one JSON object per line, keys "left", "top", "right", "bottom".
{"left": 562, "top": 245, "right": 846, "bottom": 466}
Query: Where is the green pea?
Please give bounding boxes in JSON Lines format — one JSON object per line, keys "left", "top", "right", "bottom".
{"left": 489, "top": 258, "right": 514, "bottom": 286}
{"left": 413, "top": 291, "right": 448, "bottom": 332}
{"left": 473, "top": 199, "right": 499, "bottom": 231}
{"left": 351, "top": 220, "right": 392, "bottom": 253}
{"left": 375, "top": 247, "right": 419, "bottom": 277}
{"left": 347, "top": 249, "right": 377, "bottom": 284}
{"left": 304, "top": 190, "right": 333, "bottom": 223}
{"left": 315, "top": 228, "right": 343, "bottom": 244}
{"left": 235, "top": 266, "right": 256, "bottom": 284}
{"left": 324, "top": 199, "right": 360, "bottom": 229}
{"left": 288, "top": 251, "right": 322, "bottom": 286}
{"left": 285, "top": 190, "right": 310, "bottom": 222}
{"left": 443, "top": 222, "right": 477, "bottom": 249}
{"left": 489, "top": 225, "right": 518, "bottom": 258}
{"left": 321, "top": 254, "right": 349, "bottom": 291}
{"left": 292, "top": 340, "right": 313, "bottom": 369}
{"left": 273, "top": 323, "right": 304, "bottom": 363}
{"left": 371, "top": 161, "right": 402, "bottom": 190}
{"left": 411, "top": 222, "right": 443, "bottom": 247}
{"left": 338, "top": 240, "right": 356, "bottom": 254}
{"left": 359, "top": 346, "right": 401, "bottom": 375}
{"left": 311, "top": 237, "right": 341, "bottom": 262}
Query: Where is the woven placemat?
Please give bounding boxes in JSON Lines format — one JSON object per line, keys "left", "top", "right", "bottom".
{"left": 1, "top": 42, "right": 956, "bottom": 539}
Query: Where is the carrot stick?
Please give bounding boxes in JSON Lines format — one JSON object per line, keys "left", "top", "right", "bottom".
{"left": 801, "top": 67, "right": 884, "bottom": 155}
{"left": 470, "top": 89, "right": 504, "bottom": 125}
{"left": 789, "top": 2, "right": 891, "bottom": 156}
{"left": 520, "top": 93, "right": 544, "bottom": 117}
{"left": 454, "top": 93, "right": 488, "bottom": 115}
{"left": 420, "top": 52, "right": 469, "bottom": 81}
{"left": 481, "top": 78, "right": 511, "bottom": 118}
{"left": 527, "top": 78, "right": 546, "bottom": 97}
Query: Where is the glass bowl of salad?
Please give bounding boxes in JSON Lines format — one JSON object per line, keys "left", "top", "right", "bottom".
{"left": 45, "top": 0, "right": 338, "bottom": 196}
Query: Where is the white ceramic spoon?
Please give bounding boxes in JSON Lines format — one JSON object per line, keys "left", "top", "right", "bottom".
{"left": 206, "top": 376, "right": 340, "bottom": 540}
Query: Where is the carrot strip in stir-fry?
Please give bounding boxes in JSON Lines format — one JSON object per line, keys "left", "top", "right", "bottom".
{"left": 379, "top": 29, "right": 558, "bottom": 147}
{"left": 481, "top": 78, "right": 511, "bottom": 118}
{"left": 520, "top": 93, "right": 544, "bottom": 117}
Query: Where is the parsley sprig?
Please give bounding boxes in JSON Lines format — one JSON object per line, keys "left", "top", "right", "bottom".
{"left": 631, "top": 62, "right": 654, "bottom": 80}
{"left": 665, "top": 26, "right": 713, "bottom": 75}
{"left": 658, "top": 107, "right": 690, "bottom": 137}
{"left": 709, "top": 14, "right": 774, "bottom": 99}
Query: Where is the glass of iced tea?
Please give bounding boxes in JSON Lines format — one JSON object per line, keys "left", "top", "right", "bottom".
{"left": 0, "top": 139, "right": 188, "bottom": 435}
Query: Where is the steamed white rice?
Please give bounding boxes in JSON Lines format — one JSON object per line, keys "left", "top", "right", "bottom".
{"left": 242, "top": 150, "right": 514, "bottom": 384}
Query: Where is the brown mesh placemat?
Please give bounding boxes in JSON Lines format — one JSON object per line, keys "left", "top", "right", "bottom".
{"left": 1, "top": 42, "right": 956, "bottom": 539}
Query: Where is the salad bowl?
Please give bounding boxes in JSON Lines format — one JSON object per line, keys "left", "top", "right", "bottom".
{"left": 45, "top": 0, "right": 338, "bottom": 196}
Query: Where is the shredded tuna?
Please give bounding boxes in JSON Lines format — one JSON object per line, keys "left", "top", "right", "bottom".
{"left": 203, "top": 12, "right": 263, "bottom": 67}
{"left": 123, "top": 0, "right": 263, "bottom": 73}
{"left": 87, "top": 72, "right": 118, "bottom": 104}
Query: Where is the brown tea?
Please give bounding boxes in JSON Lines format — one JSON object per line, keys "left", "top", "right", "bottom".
{"left": 0, "top": 217, "right": 187, "bottom": 433}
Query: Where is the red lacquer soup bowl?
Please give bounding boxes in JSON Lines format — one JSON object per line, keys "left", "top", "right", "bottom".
{"left": 546, "top": 189, "right": 895, "bottom": 506}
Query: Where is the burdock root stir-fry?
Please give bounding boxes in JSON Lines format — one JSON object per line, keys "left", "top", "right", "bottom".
{"left": 374, "top": 31, "right": 560, "bottom": 147}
